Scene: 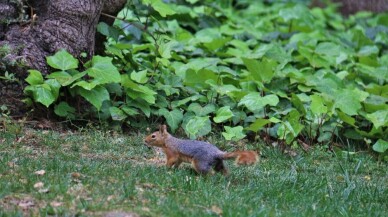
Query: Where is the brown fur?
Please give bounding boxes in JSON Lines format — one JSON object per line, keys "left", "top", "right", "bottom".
{"left": 144, "top": 125, "right": 259, "bottom": 175}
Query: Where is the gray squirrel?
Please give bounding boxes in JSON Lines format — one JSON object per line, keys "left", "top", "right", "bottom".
{"left": 144, "top": 125, "right": 259, "bottom": 175}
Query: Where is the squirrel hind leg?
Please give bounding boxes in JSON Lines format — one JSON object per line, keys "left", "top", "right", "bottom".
{"left": 214, "top": 159, "right": 228, "bottom": 176}
{"left": 192, "top": 159, "right": 212, "bottom": 175}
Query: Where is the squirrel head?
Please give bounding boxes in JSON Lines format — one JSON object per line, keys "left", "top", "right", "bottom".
{"left": 144, "top": 125, "right": 169, "bottom": 147}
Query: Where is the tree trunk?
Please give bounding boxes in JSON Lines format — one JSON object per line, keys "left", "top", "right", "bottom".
{"left": 335, "top": 0, "right": 388, "bottom": 15}
{"left": 312, "top": 0, "right": 388, "bottom": 15}
{"left": 0, "top": 0, "right": 126, "bottom": 116}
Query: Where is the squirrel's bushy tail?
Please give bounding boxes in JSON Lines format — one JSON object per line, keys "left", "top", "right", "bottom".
{"left": 223, "top": 151, "right": 259, "bottom": 165}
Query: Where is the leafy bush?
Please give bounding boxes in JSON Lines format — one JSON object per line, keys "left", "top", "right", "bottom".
{"left": 24, "top": 0, "right": 388, "bottom": 153}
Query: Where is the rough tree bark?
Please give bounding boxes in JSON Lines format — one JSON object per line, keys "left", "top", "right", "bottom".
{"left": 0, "top": 0, "right": 126, "bottom": 115}
{"left": 334, "top": 0, "right": 388, "bottom": 15}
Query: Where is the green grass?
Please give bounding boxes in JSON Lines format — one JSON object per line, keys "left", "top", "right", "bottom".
{"left": 0, "top": 128, "right": 387, "bottom": 217}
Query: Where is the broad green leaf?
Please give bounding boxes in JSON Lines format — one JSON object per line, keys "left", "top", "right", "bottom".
{"left": 184, "top": 69, "right": 218, "bottom": 89}
{"left": 286, "top": 110, "right": 304, "bottom": 137}
{"left": 85, "top": 56, "right": 121, "bottom": 84}
{"left": 54, "top": 102, "right": 75, "bottom": 119}
{"left": 242, "top": 58, "right": 277, "bottom": 83}
{"left": 46, "top": 50, "right": 78, "bottom": 70}
{"left": 187, "top": 103, "right": 216, "bottom": 116}
{"left": 185, "top": 58, "right": 220, "bottom": 72}
{"left": 158, "top": 40, "right": 181, "bottom": 58}
{"left": 222, "top": 126, "right": 246, "bottom": 141}
{"left": 34, "top": 84, "right": 56, "bottom": 107}
{"left": 47, "top": 71, "right": 72, "bottom": 85}
{"left": 130, "top": 70, "right": 148, "bottom": 84}
{"left": 132, "top": 99, "right": 151, "bottom": 117}
{"left": 372, "top": 139, "right": 388, "bottom": 153}
{"left": 121, "top": 106, "right": 139, "bottom": 116}
{"left": 203, "top": 37, "right": 231, "bottom": 51}
{"left": 71, "top": 80, "right": 99, "bottom": 90}
{"left": 195, "top": 28, "right": 222, "bottom": 43}
{"left": 334, "top": 89, "right": 369, "bottom": 116}
{"left": 97, "top": 22, "right": 121, "bottom": 41}
{"left": 185, "top": 116, "right": 211, "bottom": 139}
{"left": 45, "top": 79, "right": 61, "bottom": 100}
{"left": 366, "top": 110, "right": 388, "bottom": 129}
{"left": 310, "top": 94, "right": 327, "bottom": 115}
{"left": 143, "top": 0, "right": 176, "bottom": 17}
{"left": 291, "top": 94, "right": 306, "bottom": 115}
{"left": 337, "top": 111, "right": 356, "bottom": 127}
{"left": 78, "top": 86, "right": 109, "bottom": 111}
{"left": 278, "top": 4, "right": 313, "bottom": 25}
{"left": 26, "top": 70, "right": 43, "bottom": 85}
{"left": 213, "top": 106, "right": 233, "bottom": 123}
{"left": 62, "top": 71, "right": 87, "bottom": 86}
{"left": 122, "top": 75, "right": 156, "bottom": 104}
{"left": 109, "top": 107, "right": 127, "bottom": 121}
{"left": 315, "top": 42, "right": 341, "bottom": 56}
{"left": 238, "top": 93, "right": 279, "bottom": 112}
{"left": 246, "top": 118, "right": 271, "bottom": 132}
{"left": 358, "top": 45, "right": 379, "bottom": 56}
{"left": 159, "top": 108, "right": 183, "bottom": 132}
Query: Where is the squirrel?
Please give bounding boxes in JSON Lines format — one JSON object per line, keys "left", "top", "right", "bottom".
{"left": 144, "top": 125, "right": 259, "bottom": 175}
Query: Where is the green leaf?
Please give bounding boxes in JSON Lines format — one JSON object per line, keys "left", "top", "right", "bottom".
{"left": 97, "top": 22, "right": 121, "bottom": 41}
{"left": 337, "top": 111, "right": 356, "bottom": 127}
{"left": 246, "top": 118, "right": 271, "bottom": 132}
{"left": 185, "top": 116, "right": 211, "bottom": 139}
{"left": 132, "top": 99, "right": 151, "bottom": 117}
{"left": 213, "top": 106, "right": 233, "bottom": 123}
{"left": 71, "top": 80, "right": 99, "bottom": 90}
{"left": 54, "top": 102, "right": 75, "bottom": 119}
{"left": 109, "top": 107, "right": 127, "bottom": 121}
{"left": 130, "top": 70, "right": 148, "bottom": 84}
{"left": 122, "top": 75, "right": 156, "bottom": 104}
{"left": 34, "top": 84, "right": 56, "bottom": 107}
{"left": 143, "top": 0, "right": 176, "bottom": 17}
{"left": 78, "top": 86, "right": 110, "bottom": 111}
{"left": 45, "top": 79, "right": 61, "bottom": 100}
{"left": 358, "top": 45, "right": 379, "bottom": 56}
{"left": 159, "top": 108, "right": 183, "bottom": 132}
{"left": 46, "top": 50, "right": 78, "bottom": 71}
{"left": 121, "top": 106, "right": 139, "bottom": 116}
{"left": 310, "top": 94, "right": 327, "bottom": 115}
{"left": 334, "top": 89, "right": 369, "bottom": 116}
{"left": 26, "top": 70, "right": 43, "bottom": 85}
{"left": 85, "top": 56, "right": 121, "bottom": 84}
{"left": 187, "top": 103, "right": 216, "bottom": 117}
{"left": 372, "top": 139, "right": 388, "bottom": 153}
{"left": 222, "top": 126, "right": 246, "bottom": 141}
{"left": 278, "top": 4, "right": 313, "bottom": 24}
{"left": 291, "top": 94, "right": 306, "bottom": 115}
{"left": 238, "top": 93, "right": 279, "bottom": 112}
{"left": 242, "top": 58, "right": 277, "bottom": 83}
{"left": 184, "top": 68, "right": 218, "bottom": 89}
{"left": 365, "top": 110, "right": 388, "bottom": 129}
{"left": 46, "top": 71, "right": 72, "bottom": 85}
{"left": 287, "top": 110, "right": 304, "bottom": 137}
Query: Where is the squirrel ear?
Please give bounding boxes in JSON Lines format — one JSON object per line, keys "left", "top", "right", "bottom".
{"left": 160, "top": 124, "right": 168, "bottom": 135}
{"left": 159, "top": 125, "right": 163, "bottom": 134}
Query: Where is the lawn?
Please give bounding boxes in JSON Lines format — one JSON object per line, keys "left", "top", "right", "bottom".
{"left": 0, "top": 128, "right": 387, "bottom": 216}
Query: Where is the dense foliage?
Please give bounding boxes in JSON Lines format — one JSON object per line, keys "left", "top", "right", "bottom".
{"left": 24, "top": 0, "right": 388, "bottom": 157}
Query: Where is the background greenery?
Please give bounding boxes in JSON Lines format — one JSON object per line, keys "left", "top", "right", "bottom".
{"left": 21, "top": 0, "right": 388, "bottom": 156}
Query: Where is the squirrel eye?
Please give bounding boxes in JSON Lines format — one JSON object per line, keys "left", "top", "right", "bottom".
{"left": 151, "top": 134, "right": 156, "bottom": 139}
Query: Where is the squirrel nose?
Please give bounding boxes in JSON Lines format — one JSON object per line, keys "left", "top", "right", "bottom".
{"left": 143, "top": 140, "right": 152, "bottom": 149}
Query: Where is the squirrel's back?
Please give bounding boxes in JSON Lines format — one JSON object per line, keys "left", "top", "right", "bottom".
{"left": 166, "top": 136, "right": 225, "bottom": 159}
